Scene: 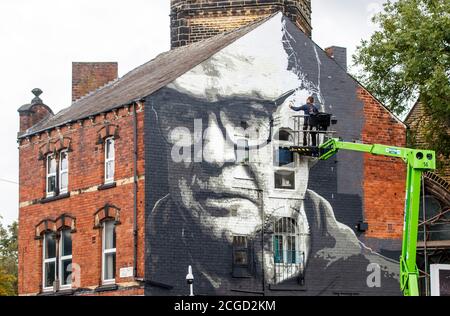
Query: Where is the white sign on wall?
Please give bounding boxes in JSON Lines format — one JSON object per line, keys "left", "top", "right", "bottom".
{"left": 430, "top": 264, "right": 450, "bottom": 296}
{"left": 119, "top": 267, "right": 134, "bottom": 278}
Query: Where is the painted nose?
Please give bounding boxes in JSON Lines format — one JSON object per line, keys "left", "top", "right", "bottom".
{"left": 203, "top": 112, "right": 235, "bottom": 167}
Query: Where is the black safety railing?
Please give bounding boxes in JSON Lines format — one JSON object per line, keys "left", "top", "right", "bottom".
{"left": 273, "top": 250, "right": 305, "bottom": 284}
{"left": 291, "top": 114, "right": 336, "bottom": 148}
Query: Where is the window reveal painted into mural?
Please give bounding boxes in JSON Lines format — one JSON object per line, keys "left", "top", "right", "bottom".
{"left": 236, "top": 139, "right": 250, "bottom": 164}
{"left": 276, "top": 129, "right": 294, "bottom": 142}
{"left": 274, "top": 170, "right": 295, "bottom": 190}
{"left": 233, "top": 236, "right": 248, "bottom": 266}
{"left": 233, "top": 120, "right": 255, "bottom": 181}
{"left": 232, "top": 235, "right": 253, "bottom": 278}
{"left": 273, "top": 129, "right": 296, "bottom": 190}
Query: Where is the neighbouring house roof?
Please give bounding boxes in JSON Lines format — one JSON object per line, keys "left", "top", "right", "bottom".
{"left": 404, "top": 101, "right": 423, "bottom": 126}
{"left": 18, "top": 14, "right": 274, "bottom": 139}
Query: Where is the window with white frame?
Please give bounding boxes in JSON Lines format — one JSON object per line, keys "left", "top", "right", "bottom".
{"left": 102, "top": 220, "right": 116, "bottom": 284}
{"left": 43, "top": 232, "right": 57, "bottom": 291}
{"left": 105, "top": 138, "right": 115, "bottom": 184}
{"left": 273, "top": 217, "right": 300, "bottom": 264}
{"left": 46, "top": 155, "right": 57, "bottom": 197}
{"left": 59, "top": 150, "right": 69, "bottom": 194}
{"left": 272, "top": 217, "right": 306, "bottom": 284}
{"left": 59, "top": 229, "right": 72, "bottom": 288}
{"left": 273, "top": 129, "right": 295, "bottom": 190}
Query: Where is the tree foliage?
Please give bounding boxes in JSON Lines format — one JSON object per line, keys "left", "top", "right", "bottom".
{"left": 0, "top": 217, "right": 18, "bottom": 296}
{"left": 353, "top": 0, "right": 450, "bottom": 161}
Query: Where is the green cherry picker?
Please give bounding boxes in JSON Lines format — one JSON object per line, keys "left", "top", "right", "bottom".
{"left": 316, "top": 138, "right": 436, "bottom": 296}
{"left": 281, "top": 111, "right": 435, "bottom": 295}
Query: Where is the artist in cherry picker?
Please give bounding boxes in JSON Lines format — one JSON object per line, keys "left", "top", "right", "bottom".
{"left": 289, "top": 96, "right": 320, "bottom": 146}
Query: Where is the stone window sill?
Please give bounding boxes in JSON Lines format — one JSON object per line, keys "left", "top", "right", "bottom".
{"left": 95, "top": 284, "right": 118, "bottom": 293}
{"left": 98, "top": 182, "right": 117, "bottom": 191}
{"left": 40, "top": 192, "right": 70, "bottom": 204}
{"left": 38, "top": 289, "right": 75, "bottom": 296}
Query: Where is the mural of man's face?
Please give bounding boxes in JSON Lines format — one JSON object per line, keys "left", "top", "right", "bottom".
{"left": 156, "top": 92, "right": 312, "bottom": 243}
{"left": 146, "top": 15, "right": 402, "bottom": 294}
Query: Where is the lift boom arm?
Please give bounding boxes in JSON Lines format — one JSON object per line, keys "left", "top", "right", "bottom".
{"left": 318, "top": 138, "right": 436, "bottom": 296}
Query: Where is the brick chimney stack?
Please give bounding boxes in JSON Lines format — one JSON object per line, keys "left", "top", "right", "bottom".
{"left": 170, "top": 0, "right": 312, "bottom": 48}
{"left": 72, "top": 62, "right": 118, "bottom": 102}
{"left": 18, "top": 88, "right": 54, "bottom": 135}
{"left": 325, "top": 46, "right": 347, "bottom": 71}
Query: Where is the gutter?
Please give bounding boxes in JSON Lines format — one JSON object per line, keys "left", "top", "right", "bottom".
{"left": 132, "top": 102, "right": 139, "bottom": 278}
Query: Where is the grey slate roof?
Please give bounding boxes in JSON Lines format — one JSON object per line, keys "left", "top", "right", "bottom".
{"left": 18, "top": 14, "right": 273, "bottom": 138}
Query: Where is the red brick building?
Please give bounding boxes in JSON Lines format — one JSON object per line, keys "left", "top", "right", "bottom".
{"left": 18, "top": 63, "right": 146, "bottom": 295}
{"left": 18, "top": 1, "right": 410, "bottom": 296}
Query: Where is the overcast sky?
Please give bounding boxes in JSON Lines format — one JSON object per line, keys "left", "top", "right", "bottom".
{"left": 0, "top": 0, "right": 387, "bottom": 226}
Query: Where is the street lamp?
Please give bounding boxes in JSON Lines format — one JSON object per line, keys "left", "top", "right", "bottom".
{"left": 186, "top": 265, "right": 194, "bottom": 296}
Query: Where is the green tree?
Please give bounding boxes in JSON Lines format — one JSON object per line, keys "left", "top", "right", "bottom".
{"left": 0, "top": 217, "right": 18, "bottom": 296}
{"left": 353, "top": 0, "right": 450, "bottom": 164}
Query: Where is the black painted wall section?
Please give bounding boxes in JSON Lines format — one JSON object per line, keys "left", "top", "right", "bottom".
{"left": 144, "top": 15, "right": 402, "bottom": 296}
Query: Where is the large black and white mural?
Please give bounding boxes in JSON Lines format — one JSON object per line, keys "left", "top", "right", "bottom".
{"left": 144, "top": 13, "right": 401, "bottom": 296}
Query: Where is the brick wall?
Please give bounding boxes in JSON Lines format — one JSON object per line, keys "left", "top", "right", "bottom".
{"left": 18, "top": 104, "right": 145, "bottom": 296}
{"left": 19, "top": 104, "right": 53, "bottom": 134}
{"left": 405, "top": 102, "right": 450, "bottom": 182}
{"left": 405, "top": 102, "right": 427, "bottom": 148}
{"left": 170, "top": 0, "right": 312, "bottom": 48}
{"left": 72, "top": 62, "right": 118, "bottom": 102}
{"left": 359, "top": 87, "right": 407, "bottom": 239}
